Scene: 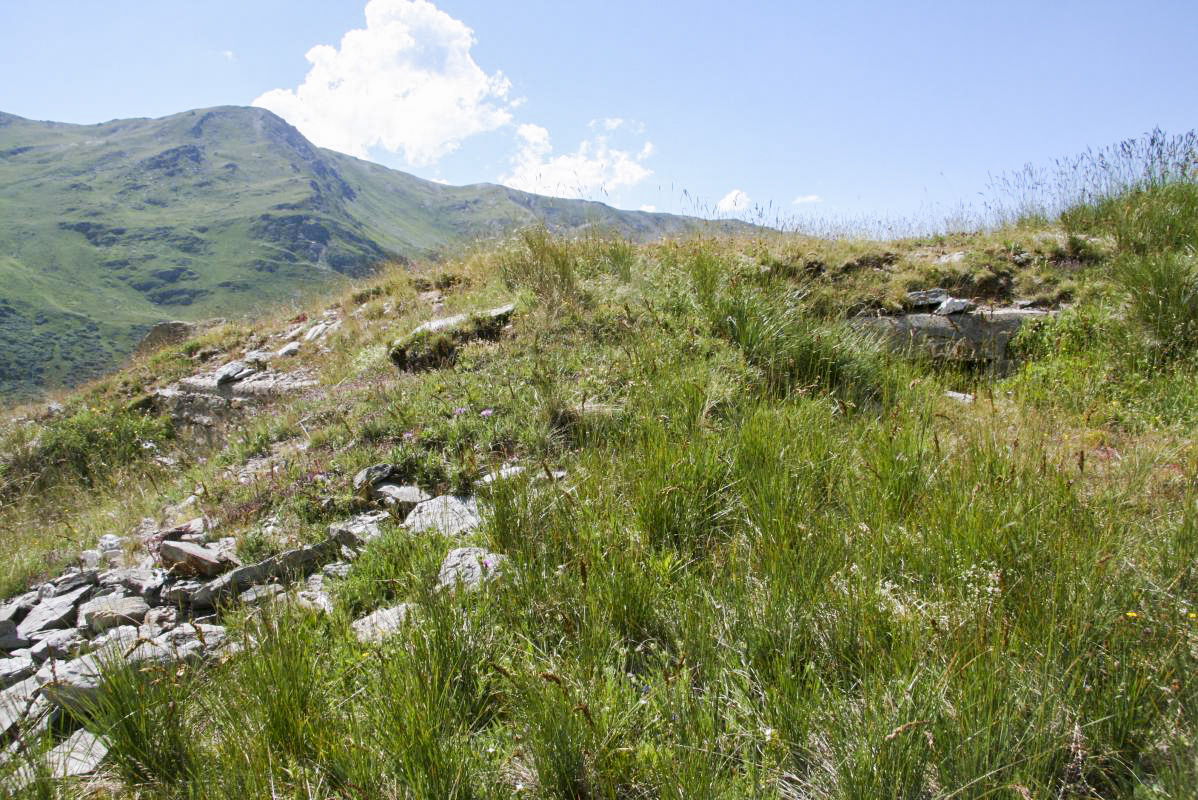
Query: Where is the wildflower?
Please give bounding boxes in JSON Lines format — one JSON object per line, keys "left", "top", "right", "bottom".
{"left": 1125, "top": 611, "right": 1139, "bottom": 619}
{"left": 402, "top": 431, "right": 417, "bottom": 442}
{"left": 1189, "top": 611, "right": 1197, "bottom": 620}
{"left": 453, "top": 407, "right": 468, "bottom": 416}
{"left": 480, "top": 407, "right": 495, "bottom": 417}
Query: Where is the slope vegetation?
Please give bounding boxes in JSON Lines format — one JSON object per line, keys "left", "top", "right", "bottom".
{"left": 0, "top": 106, "right": 719, "bottom": 399}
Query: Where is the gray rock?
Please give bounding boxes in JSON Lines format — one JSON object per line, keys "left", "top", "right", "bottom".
{"left": 410, "top": 303, "right": 515, "bottom": 336}
{"left": 479, "top": 464, "right": 525, "bottom": 485}
{"left": 28, "top": 629, "right": 86, "bottom": 663}
{"left": 77, "top": 595, "right": 151, "bottom": 633}
{"left": 373, "top": 483, "right": 432, "bottom": 514}
{"left": 17, "top": 586, "right": 93, "bottom": 639}
{"left": 294, "top": 573, "right": 334, "bottom": 615}
{"left": 0, "top": 621, "right": 29, "bottom": 652}
{"left": 437, "top": 547, "right": 507, "bottom": 592}
{"left": 0, "top": 593, "right": 38, "bottom": 626}
{"left": 851, "top": 307, "right": 1051, "bottom": 366}
{"left": 904, "top": 288, "right": 950, "bottom": 310}
{"left": 98, "top": 568, "right": 166, "bottom": 601}
{"left": 303, "top": 322, "right": 329, "bottom": 342}
{"left": 214, "top": 360, "right": 254, "bottom": 385}
{"left": 47, "top": 571, "right": 98, "bottom": 596}
{"left": 161, "top": 580, "right": 206, "bottom": 607}
{"left": 42, "top": 729, "right": 109, "bottom": 780}
{"left": 322, "top": 561, "right": 351, "bottom": 579}
{"left": 79, "top": 550, "right": 103, "bottom": 569}
{"left": 142, "top": 606, "right": 178, "bottom": 634}
{"left": 160, "top": 540, "right": 235, "bottom": 578}
{"left": 352, "top": 605, "right": 412, "bottom": 643}
{"left": 97, "top": 534, "right": 125, "bottom": 553}
{"left": 936, "top": 251, "right": 967, "bottom": 264}
{"left": 944, "top": 390, "right": 975, "bottom": 404}
{"left": 404, "top": 496, "right": 481, "bottom": 537}
{"left": 328, "top": 511, "right": 390, "bottom": 549}
{"left": 239, "top": 584, "right": 284, "bottom": 606}
{"left": 0, "top": 657, "right": 34, "bottom": 689}
{"left": 934, "top": 297, "right": 975, "bottom": 315}
{"left": 353, "top": 464, "right": 396, "bottom": 494}
{"left": 0, "top": 676, "right": 42, "bottom": 739}
{"left": 189, "top": 539, "right": 338, "bottom": 609}
{"left": 277, "top": 340, "right": 301, "bottom": 357}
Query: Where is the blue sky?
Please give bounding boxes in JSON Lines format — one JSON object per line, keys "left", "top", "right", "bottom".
{"left": 3, "top": 0, "right": 1197, "bottom": 227}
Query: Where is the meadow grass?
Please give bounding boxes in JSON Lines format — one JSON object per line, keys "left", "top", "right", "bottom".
{"left": 3, "top": 141, "right": 1198, "bottom": 796}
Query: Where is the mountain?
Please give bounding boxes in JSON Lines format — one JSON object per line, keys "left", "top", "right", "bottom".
{"left": 0, "top": 106, "right": 723, "bottom": 400}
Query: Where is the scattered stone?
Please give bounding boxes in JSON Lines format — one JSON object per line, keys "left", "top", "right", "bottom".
{"left": 352, "top": 604, "right": 412, "bottom": 643}
{"left": 277, "top": 340, "right": 301, "bottom": 357}
{"left": 437, "top": 547, "right": 507, "bottom": 592}
{"left": 0, "top": 621, "right": 28, "bottom": 652}
{"left": 77, "top": 596, "right": 151, "bottom": 633}
{"left": 410, "top": 303, "right": 515, "bottom": 336}
{"left": 189, "top": 538, "right": 338, "bottom": 609}
{"left": 142, "top": 606, "right": 177, "bottom": 634}
{"left": 945, "top": 390, "right": 975, "bottom": 404}
{"left": 294, "top": 574, "right": 334, "bottom": 615}
{"left": 934, "top": 298, "right": 975, "bottom": 315}
{"left": 0, "top": 677, "right": 43, "bottom": 739}
{"left": 303, "top": 322, "right": 329, "bottom": 342}
{"left": 46, "top": 571, "right": 98, "bottom": 596}
{"left": 159, "top": 541, "right": 236, "bottom": 578}
{"left": 97, "top": 534, "right": 124, "bottom": 553}
{"left": 79, "top": 550, "right": 103, "bottom": 569}
{"left": 404, "top": 496, "right": 481, "bottom": 537}
{"left": 98, "top": 568, "right": 166, "bottom": 601}
{"left": 322, "top": 562, "right": 351, "bottom": 580}
{"left": 18, "top": 586, "right": 93, "bottom": 640}
{"left": 390, "top": 303, "right": 515, "bottom": 370}
{"left": 936, "top": 251, "right": 967, "bottom": 264}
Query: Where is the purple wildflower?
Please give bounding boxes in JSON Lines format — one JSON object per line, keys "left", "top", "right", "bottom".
{"left": 453, "top": 407, "right": 468, "bottom": 416}
{"left": 480, "top": 408, "right": 495, "bottom": 418}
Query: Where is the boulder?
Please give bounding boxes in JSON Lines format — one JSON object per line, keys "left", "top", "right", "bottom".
{"left": 40, "top": 729, "right": 109, "bottom": 780}
{"left": 214, "top": 360, "right": 254, "bottom": 385}
{"left": 352, "top": 604, "right": 412, "bottom": 644}
{"left": 277, "top": 341, "right": 301, "bottom": 357}
{"left": 188, "top": 538, "right": 338, "bottom": 609}
{"left": 0, "top": 676, "right": 42, "bottom": 739}
{"left": 328, "top": 512, "right": 390, "bottom": 549}
{"left": 390, "top": 303, "right": 515, "bottom": 370}
{"left": 404, "top": 496, "right": 481, "bottom": 537}
{"left": 851, "top": 307, "right": 1051, "bottom": 366}
{"left": 437, "top": 547, "right": 507, "bottom": 592}
{"left": 352, "top": 464, "right": 397, "bottom": 495}
{"left": 934, "top": 298, "right": 975, "bottom": 315}
{"left": 904, "top": 288, "right": 950, "bottom": 310}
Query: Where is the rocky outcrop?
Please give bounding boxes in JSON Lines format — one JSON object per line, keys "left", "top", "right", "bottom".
{"left": 853, "top": 302, "right": 1051, "bottom": 367}
{"left": 389, "top": 303, "right": 515, "bottom": 371}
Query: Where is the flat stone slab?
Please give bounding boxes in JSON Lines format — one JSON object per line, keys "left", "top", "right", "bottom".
{"left": 852, "top": 307, "right": 1051, "bottom": 364}
{"left": 372, "top": 483, "right": 431, "bottom": 513}
{"left": 437, "top": 547, "right": 507, "bottom": 592}
{"left": 18, "top": 586, "right": 93, "bottom": 640}
{"left": 410, "top": 303, "right": 515, "bottom": 336}
{"left": 404, "top": 496, "right": 481, "bottom": 537}
{"left": 328, "top": 512, "right": 390, "bottom": 548}
{"left": 352, "top": 605, "right": 412, "bottom": 643}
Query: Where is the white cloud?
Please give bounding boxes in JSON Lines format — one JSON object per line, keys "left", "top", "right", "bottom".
{"left": 252, "top": 0, "right": 512, "bottom": 166}
{"left": 500, "top": 123, "right": 653, "bottom": 199}
{"left": 716, "top": 189, "right": 752, "bottom": 216}
{"left": 221, "top": 50, "right": 236, "bottom": 61}
{"left": 792, "top": 194, "right": 822, "bottom": 204}
{"left": 639, "top": 204, "right": 657, "bottom": 213}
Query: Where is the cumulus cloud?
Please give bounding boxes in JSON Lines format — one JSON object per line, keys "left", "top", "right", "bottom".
{"left": 716, "top": 189, "right": 752, "bottom": 216}
{"left": 500, "top": 123, "right": 653, "bottom": 199}
{"left": 792, "top": 194, "right": 822, "bottom": 204}
{"left": 221, "top": 50, "right": 236, "bottom": 61}
{"left": 639, "top": 204, "right": 657, "bottom": 213}
{"left": 252, "top": 0, "right": 513, "bottom": 166}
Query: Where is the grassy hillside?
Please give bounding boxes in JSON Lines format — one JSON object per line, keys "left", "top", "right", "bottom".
{"left": 1, "top": 132, "right": 1198, "bottom": 797}
{"left": 0, "top": 106, "right": 726, "bottom": 401}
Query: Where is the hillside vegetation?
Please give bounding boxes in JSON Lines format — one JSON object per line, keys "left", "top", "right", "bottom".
{"left": 0, "top": 132, "right": 1197, "bottom": 798}
{"left": 0, "top": 106, "right": 726, "bottom": 400}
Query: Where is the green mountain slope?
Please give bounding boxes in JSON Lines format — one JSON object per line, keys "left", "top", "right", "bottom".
{"left": 0, "top": 106, "right": 720, "bottom": 400}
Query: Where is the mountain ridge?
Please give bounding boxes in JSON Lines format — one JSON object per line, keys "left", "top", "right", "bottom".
{"left": 0, "top": 105, "right": 730, "bottom": 401}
